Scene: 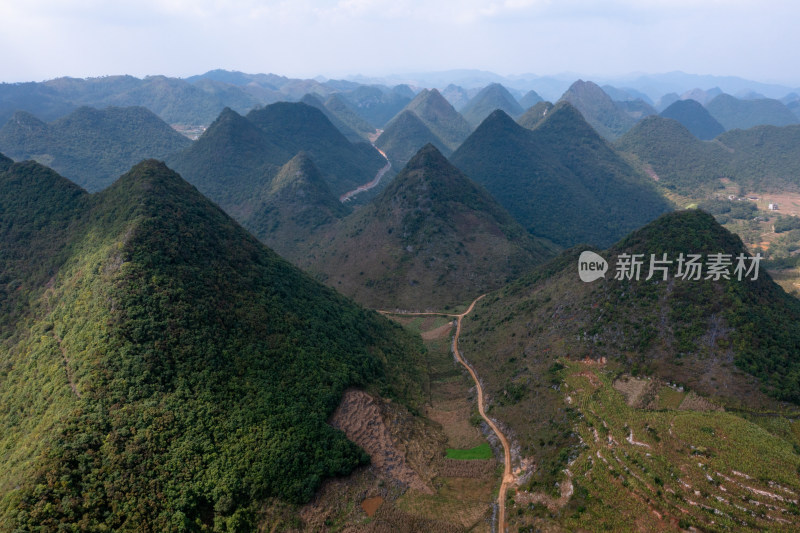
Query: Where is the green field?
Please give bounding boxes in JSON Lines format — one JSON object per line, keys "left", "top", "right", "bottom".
{"left": 445, "top": 443, "right": 493, "bottom": 460}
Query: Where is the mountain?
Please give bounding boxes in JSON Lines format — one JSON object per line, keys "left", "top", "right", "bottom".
{"left": 51, "top": 74, "right": 262, "bottom": 125}
{"left": 300, "top": 93, "right": 365, "bottom": 143}
{"left": 0, "top": 106, "right": 192, "bottom": 191}
{"left": 300, "top": 145, "right": 557, "bottom": 309}
{"left": 168, "top": 103, "right": 386, "bottom": 221}
{"left": 516, "top": 101, "right": 553, "bottom": 130}
{"left": 243, "top": 153, "right": 350, "bottom": 257}
{"left": 401, "top": 88, "right": 472, "bottom": 150}
{"left": 451, "top": 103, "right": 670, "bottom": 247}
{"left": 518, "top": 90, "right": 544, "bottom": 109}
{"left": 0, "top": 81, "right": 76, "bottom": 124}
{"left": 706, "top": 93, "right": 799, "bottom": 130}
{"left": 244, "top": 102, "right": 385, "bottom": 196}
{"left": 617, "top": 114, "right": 800, "bottom": 194}
{"left": 460, "top": 83, "right": 525, "bottom": 128}
{"left": 166, "top": 107, "right": 286, "bottom": 219}
{"left": 441, "top": 83, "right": 471, "bottom": 110}
{"left": 0, "top": 158, "right": 424, "bottom": 530}
{"left": 659, "top": 98, "right": 725, "bottom": 140}
{"left": 322, "top": 93, "right": 377, "bottom": 139}
{"left": 375, "top": 110, "right": 451, "bottom": 168}
{"left": 559, "top": 80, "right": 639, "bottom": 139}
{"left": 340, "top": 85, "right": 412, "bottom": 128}
{"left": 457, "top": 210, "right": 800, "bottom": 529}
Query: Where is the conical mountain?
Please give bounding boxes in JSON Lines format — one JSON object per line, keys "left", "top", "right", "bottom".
{"left": 167, "top": 106, "right": 286, "bottom": 218}
{"left": 375, "top": 110, "right": 451, "bottom": 168}
{"left": 518, "top": 89, "right": 544, "bottom": 109}
{"left": 0, "top": 158, "right": 424, "bottom": 529}
{"left": 168, "top": 103, "right": 385, "bottom": 229}
{"left": 559, "top": 79, "right": 638, "bottom": 139}
{"left": 460, "top": 83, "right": 525, "bottom": 127}
{"left": 302, "top": 144, "right": 557, "bottom": 309}
{"left": 0, "top": 106, "right": 191, "bottom": 191}
{"left": 402, "top": 88, "right": 472, "bottom": 150}
{"left": 457, "top": 210, "right": 800, "bottom": 527}
{"left": 706, "top": 93, "right": 799, "bottom": 130}
{"left": 451, "top": 103, "right": 670, "bottom": 247}
{"left": 245, "top": 102, "right": 386, "bottom": 196}
{"left": 323, "top": 93, "right": 377, "bottom": 138}
{"left": 659, "top": 98, "right": 725, "bottom": 140}
{"left": 300, "top": 93, "right": 365, "bottom": 143}
{"left": 517, "top": 101, "right": 553, "bottom": 130}
{"left": 244, "top": 152, "right": 349, "bottom": 257}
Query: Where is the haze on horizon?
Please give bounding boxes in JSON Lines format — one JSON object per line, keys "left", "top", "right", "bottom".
{"left": 1, "top": 0, "right": 799, "bottom": 87}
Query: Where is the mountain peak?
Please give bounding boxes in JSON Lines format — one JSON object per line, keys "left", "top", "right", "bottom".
{"left": 659, "top": 98, "right": 725, "bottom": 140}
{"left": 401, "top": 89, "right": 471, "bottom": 150}
{"left": 269, "top": 151, "right": 329, "bottom": 193}
{"left": 461, "top": 83, "right": 524, "bottom": 127}
{"left": 560, "top": 79, "right": 637, "bottom": 139}
{"left": 376, "top": 110, "right": 451, "bottom": 166}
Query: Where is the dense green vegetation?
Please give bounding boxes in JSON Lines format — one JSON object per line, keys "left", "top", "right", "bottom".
{"left": 299, "top": 144, "right": 557, "bottom": 308}
{"left": 445, "top": 443, "right": 492, "bottom": 460}
{"left": 403, "top": 89, "right": 472, "bottom": 151}
{"left": 618, "top": 115, "right": 800, "bottom": 194}
{"left": 696, "top": 198, "right": 758, "bottom": 224}
{"left": 245, "top": 102, "right": 385, "bottom": 196}
{"left": 460, "top": 83, "right": 524, "bottom": 128}
{"left": 244, "top": 152, "right": 351, "bottom": 257}
{"left": 451, "top": 103, "right": 670, "bottom": 247}
{"left": 376, "top": 110, "right": 452, "bottom": 168}
{"left": 659, "top": 98, "right": 724, "bottom": 140}
{"left": 0, "top": 106, "right": 192, "bottom": 191}
{"left": 706, "top": 93, "right": 799, "bottom": 131}
{"left": 0, "top": 159, "right": 425, "bottom": 530}
{"left": 559, "top": 80, "right": 637, "bottom": 139}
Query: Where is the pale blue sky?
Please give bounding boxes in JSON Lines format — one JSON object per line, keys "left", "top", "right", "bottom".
{"left": 1, "top": 0, "right": 798, "bottom": 85}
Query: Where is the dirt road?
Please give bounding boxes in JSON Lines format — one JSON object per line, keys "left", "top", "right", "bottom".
{"left": 381, "top": 294, "right": 514, "bottom": 532}
{"left": 339, "top": 147, "right": 392, "bottom": 203}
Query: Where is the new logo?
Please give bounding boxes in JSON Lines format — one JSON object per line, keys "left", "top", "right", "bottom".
{"left": 578, "top": 251, "right": 608, "bottom": 282}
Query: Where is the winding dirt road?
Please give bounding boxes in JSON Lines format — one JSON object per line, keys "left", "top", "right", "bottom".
{"left": 339, "top": 147, "right": 392, "bottom": 203}
{"left": 380, "top": 294, "right": 513, "bottom": 532}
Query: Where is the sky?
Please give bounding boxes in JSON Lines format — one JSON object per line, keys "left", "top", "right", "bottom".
{"left": 1, "top": 0, "right": 799, "bottom": 86}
